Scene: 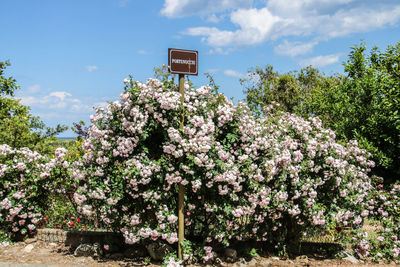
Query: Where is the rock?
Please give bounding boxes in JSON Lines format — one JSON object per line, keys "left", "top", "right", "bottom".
{"left": 259, "top": 259, "right": 271, "bottom": 265}
{"left": 24, "top": 238, "right": 36, "bottom": 244}
{"left": 296, "top": 255, "right": 309, "bottom": 264}
{"left": 23, "top": 244, "right": 35, "bottom": 253}
{"left": 232, "top": 262, "right": 246, "bottom": 267}
{"left": 215, "top": 257, "right": 223, "bottom": 266}
{"left": 74, "top": 243, "right": 93, "bottom": 257}
{"left": 74, "top": 243, "right": 103, "bottom": 258}
{"left": 336, "top": 251, "right": 359, "bottom": 264}
{"left": 231, "top": 258, "right": 246, "bottom": 267}
{"left": 145, "top": 241, "right": 173, "bottom": 261}
{"left": 237, "top": 257, "right": 247, "bottom": 267}
{"left": 343, "top": 255, "right": 359, "bottom": 264}
{"left": 271, "top": 256, "right": 280, "bottom": 261}
{"left": 225, "top": 257, "right": 235, "bottom": 263}
{"left": 247, "top": 258, "right": 258, "bottom": 266}
{"left": 224, "top": 248, "right": 237, "bottom": 259}
{"left": 124, "top": 246, "right": 148, "bottom": 258}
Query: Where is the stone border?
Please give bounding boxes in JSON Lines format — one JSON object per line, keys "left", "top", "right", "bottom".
{"left": 36, "top": 228, "right": 123, "bottom": 248}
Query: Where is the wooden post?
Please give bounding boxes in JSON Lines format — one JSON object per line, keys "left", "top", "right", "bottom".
{"left": 178, "top": 74, "right": 185, "bottom": 260}
{"left": 168, "top": 48, "right": 197, "bottom": 261}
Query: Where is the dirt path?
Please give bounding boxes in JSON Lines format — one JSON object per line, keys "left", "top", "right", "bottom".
{"left": 0, "top": 240, "right": 396, "bottom": 267}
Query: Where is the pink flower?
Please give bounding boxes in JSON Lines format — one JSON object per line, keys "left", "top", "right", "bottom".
{"left": 167, "top": 233, "right": 178, "bottom": 244}
{"left": 167, "top": 214, "right": 178, "bottom": 224}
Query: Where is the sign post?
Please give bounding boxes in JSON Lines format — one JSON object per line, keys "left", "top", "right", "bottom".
{"left": 168, "top": 48, "right": 198, "bottom": 260}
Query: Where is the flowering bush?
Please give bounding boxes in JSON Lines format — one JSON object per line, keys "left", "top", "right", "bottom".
{"left": 0, "top": 144, "right": 69, "bottom": 240}
{"left": 71, "top": 77, "right": 374, "bottom": 259}
{"left": 354, "top": 183, "right": 400, "bottom": 261}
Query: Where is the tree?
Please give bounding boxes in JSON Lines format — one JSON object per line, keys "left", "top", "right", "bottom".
{"left": 241, "top": 65, "right": 342, "bottom": 116}
{"left": 335, "top": 43, "right": 399, "bottom": 182}
{"left": 0, "top": 61, "right": 67, "bottom": 154}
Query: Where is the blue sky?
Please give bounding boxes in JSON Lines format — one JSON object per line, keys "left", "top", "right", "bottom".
{"left": 1, "top": 0, "right": 400, "bottom": 137}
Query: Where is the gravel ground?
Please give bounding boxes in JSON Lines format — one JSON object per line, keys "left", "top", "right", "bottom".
{"left": 0, "top": 240, "right": 397, "bottom": 267}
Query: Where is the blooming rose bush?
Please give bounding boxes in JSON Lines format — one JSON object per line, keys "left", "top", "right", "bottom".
{"left": 353, "top": 183, "right": 400, "bottom": 261}
{"left": 72, "top": 77, "right": 374, "bottom": 260}
{"left": 0, "top": 144, "right": 69, "bottom": 240}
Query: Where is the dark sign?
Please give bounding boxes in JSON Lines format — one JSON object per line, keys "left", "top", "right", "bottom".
{"left": 168, "top": 48, "right": 198, "bottom": 75}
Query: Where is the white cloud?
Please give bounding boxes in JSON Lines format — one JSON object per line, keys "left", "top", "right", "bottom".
{"left": 299, "top": 54, "right": 341, "bottom": 68}
{"left": 181, "top": 1, "right": 400, "bottom": 55}
{"left": 208, "top": 47, "right": 235, "bottom": 55}
{"left": 19, "top": 96, "right": 38, "bottom": 106}
{"left": 206, "top": 14, "right": 222, "bottom": 23}
{"left": 17, "top": 90, "right": 116, "bottom": 123}
{"left": 86, "top": 65, "right": 98, "bottom": 72}
{"left": 224, "top": 69, "right": 244, "bottom": 78}
{"left": 19, "top": 91, "right": 92, "bottom": 113}
{"left": 27, "top": 84, "right": 41, "bottom": 94}
{"left": 323, "top": 5, "right": 400, "bottom": 38}
{"left": 186, "top": 8, "right": 280, "bottom": 47}
{"left": 49, "top": 91, "right": 72, "bottom": 101}
{"left": 274, "top": 40, "right": 318, "bottom": 57}
{"left": 266, "top": 0, "right": 356, "bottom": 18}
{"left": 160, "top": 0, "right": 252, "bottom": 18}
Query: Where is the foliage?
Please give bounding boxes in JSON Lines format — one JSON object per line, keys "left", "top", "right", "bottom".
{"left": 153, "top": 65, "right": 175, "bottom": 82}
{"left": 70, "top": 77, "right": 373, "bottom": 261}
{"left": 0, "top": 61, "right": 68, "bottom": 155}
{"left": 0, "top": 61, "right": 19, "bottom": 97}
{"left": 40, "top": 138, "right": 92, "bottom": 230}
{"left": 242, "top": 65, "right": 342, "bottom": 115}
{"left": 306, "top": 43, "right": 400, "bottom": 183}
{"left": 242, "top": 42, "right": 400, "bottom": 184}
{"left": 41, "top": 195, "right": 87, "bottom": 230}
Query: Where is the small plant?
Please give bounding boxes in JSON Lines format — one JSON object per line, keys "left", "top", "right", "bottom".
{"left": 143, "top": 256, "right": 152, "bottom": 266}
{"left": 180, "top": 239, "right": 194, "bottom": 263}
{"left": 249, "top": 248, "right": 260, "bottom": 258}
{"left": 0, "top": 230, "right": 11, "bottom": 246}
